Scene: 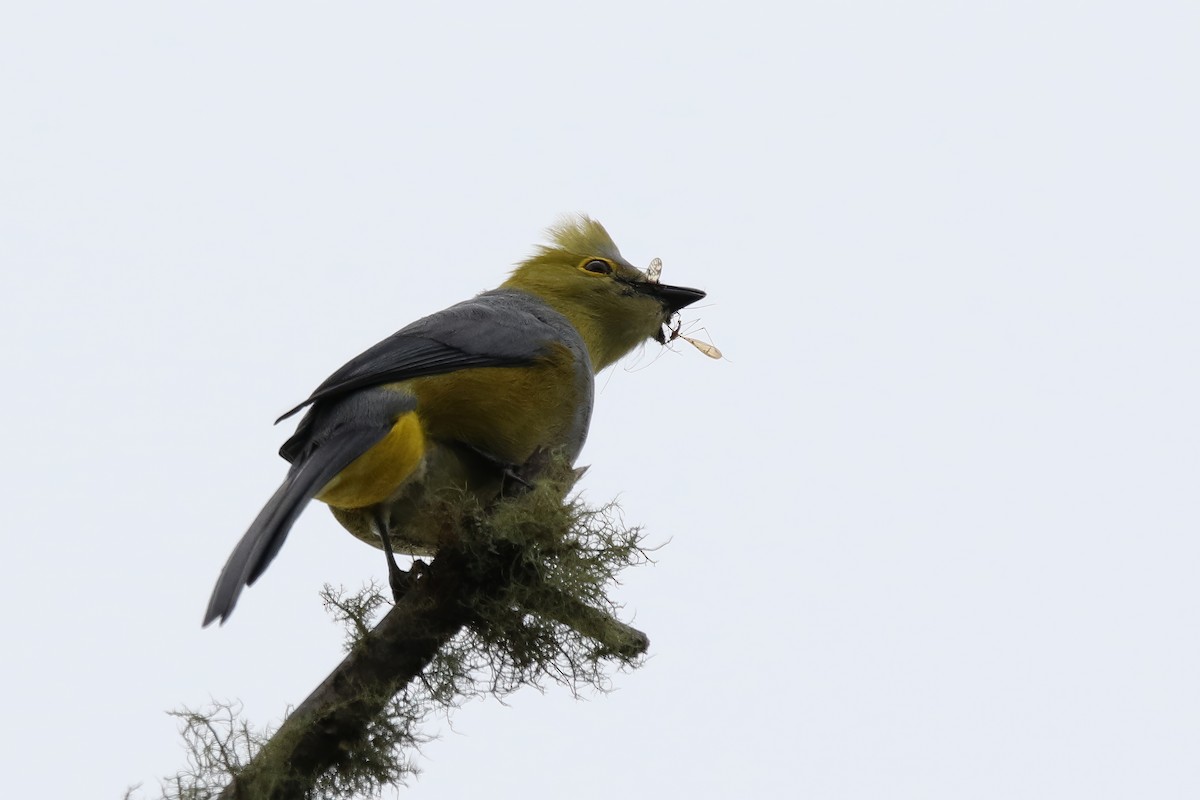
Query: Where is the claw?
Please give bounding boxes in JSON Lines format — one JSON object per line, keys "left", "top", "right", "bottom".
{"left": 375, "top": 509, "right": 416, "bottom": 603}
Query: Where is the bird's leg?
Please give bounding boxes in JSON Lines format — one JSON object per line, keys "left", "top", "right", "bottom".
{"left": 461, "top": 443, "right": 536, "bottom": 494}
{"left": 501, "top": 465, "right": 533, "bottom": 493}
{"left": 373, "top": 508, "right": 412, "bottom": 601}
{"left": 505, "top": 446, "right": 554, "bottom": 495}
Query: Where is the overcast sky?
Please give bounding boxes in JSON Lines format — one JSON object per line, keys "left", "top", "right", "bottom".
{"left": 3, "top": 2, "right": 1197, "bottom": 798}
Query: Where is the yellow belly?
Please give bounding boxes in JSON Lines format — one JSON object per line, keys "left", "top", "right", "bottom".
{"left": 316, "top": 411, "right": 426, "bottom": 509}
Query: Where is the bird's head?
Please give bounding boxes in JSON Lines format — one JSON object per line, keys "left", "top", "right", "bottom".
{"left": 504, "top": 216, "right": 706, "bottom": 371}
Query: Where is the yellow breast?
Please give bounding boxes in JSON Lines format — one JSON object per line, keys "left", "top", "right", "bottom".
{"left": 411, "top": 348, "right": 580, "bottom": 465}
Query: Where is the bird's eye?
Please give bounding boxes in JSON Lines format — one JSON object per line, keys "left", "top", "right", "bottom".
{"left": 582, "top": 259, "right": 612, "bottom": 275}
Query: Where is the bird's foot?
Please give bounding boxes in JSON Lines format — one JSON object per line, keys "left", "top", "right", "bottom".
{"left": 501, "top": 447, "right": 555, "bottom": 497}
{"left": 461, "top": 443, "right": 552, "bottom": 496}
{"left": 387, "top": 561, "right": 411, "bottom": 602}
{"left": 386, "top": 557, "right": 429, "bottom": 603}
{"left": 501, "top": 464, "right": 533, "bottom": 493}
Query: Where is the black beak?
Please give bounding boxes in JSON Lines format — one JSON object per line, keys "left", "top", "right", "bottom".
{"left": 638, "top": 282, "right": 706, "bottom": 313}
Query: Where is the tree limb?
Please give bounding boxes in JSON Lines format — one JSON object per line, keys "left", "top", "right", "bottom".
{"left": 215, "top": 462, "right": 649, "bottom": 799}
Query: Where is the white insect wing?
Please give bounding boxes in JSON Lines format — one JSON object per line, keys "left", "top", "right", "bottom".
{"left": 683, "top": 336, "right": 722, "bottom": 359}
{"left": 646, "top": 257, "right": 663, "bottom": 283}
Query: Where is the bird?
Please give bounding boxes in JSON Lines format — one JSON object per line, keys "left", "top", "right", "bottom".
{"left": 204, "top": 216, "right": 706, "bottom": 626}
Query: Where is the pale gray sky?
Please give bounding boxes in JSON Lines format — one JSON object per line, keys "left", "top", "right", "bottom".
{"left": 3, "top": 2, "right": 1198, "bottom": 798}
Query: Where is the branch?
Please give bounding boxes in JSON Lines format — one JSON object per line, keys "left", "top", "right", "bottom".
{"left": 214, "top": 461, "right": 649, "bottom": 799}
{"left": 217, "top": 547, "right": 474, "bottom": 799}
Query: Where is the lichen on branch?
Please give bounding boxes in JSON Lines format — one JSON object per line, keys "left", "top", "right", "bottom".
{"left": 140, "top": 457, "right": 651, "bottom": 800}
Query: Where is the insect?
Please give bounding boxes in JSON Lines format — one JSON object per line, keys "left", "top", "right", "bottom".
{"left": 663, "top": 316, "right": 722, "bottom": 359}
{"left": 647, "top": 257, "right": 721, "bottom": 359}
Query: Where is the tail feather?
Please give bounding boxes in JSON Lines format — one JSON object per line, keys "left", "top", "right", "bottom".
{"left": 203, "top": 425, "right": 392, "bottom": 626}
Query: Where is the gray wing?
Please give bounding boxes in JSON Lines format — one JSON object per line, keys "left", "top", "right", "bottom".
{"left": 206, "top": 290, "right": 583, "bottom": 626}
{"left": 275, "top": 290, "right": 561, "bottom": 423}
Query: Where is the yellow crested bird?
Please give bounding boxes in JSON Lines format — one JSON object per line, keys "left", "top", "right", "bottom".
{"left": 204, "top": 216, "right": 705, "bottom": 625}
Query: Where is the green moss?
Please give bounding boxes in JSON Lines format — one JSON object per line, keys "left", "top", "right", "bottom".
{"left": 146, "top": 460, "right": 649, "bottom": 799}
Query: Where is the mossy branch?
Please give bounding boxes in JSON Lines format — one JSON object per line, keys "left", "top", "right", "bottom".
{"left": 152, "top": 457, "right": 650, "bottom": 799}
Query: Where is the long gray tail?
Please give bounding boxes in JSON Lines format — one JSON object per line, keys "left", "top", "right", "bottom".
{"left": 203, "top": 426, "right": 389, "bottom": 626}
